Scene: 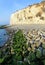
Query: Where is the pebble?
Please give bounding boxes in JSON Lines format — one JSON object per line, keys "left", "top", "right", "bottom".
{"left": 24, "top": 29, "right": 45, "bottom": 52}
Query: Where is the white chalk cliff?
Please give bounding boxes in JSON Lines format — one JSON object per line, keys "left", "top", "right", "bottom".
{"left": 10, "top": 1, "right": 45, "bottom": 25}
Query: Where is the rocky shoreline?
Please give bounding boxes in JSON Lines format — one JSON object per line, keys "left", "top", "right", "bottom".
{"left": 23, "top": 29, "right": 45, "bottom": 53}
{"left": 0, "top": 27, "right": 45, "bottom": 56}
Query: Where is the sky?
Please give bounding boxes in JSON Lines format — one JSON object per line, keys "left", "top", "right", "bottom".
{"left": 0, "top": 0, "right": 42, "bottom": 25}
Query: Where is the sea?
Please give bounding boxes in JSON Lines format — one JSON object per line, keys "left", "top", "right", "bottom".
{"left": 0, "top": 29, "right": 9, "bottom": 47}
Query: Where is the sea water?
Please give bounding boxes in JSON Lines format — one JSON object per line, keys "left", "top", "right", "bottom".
{"left": 0, "top": 29, "right": 9, "bottom": 47}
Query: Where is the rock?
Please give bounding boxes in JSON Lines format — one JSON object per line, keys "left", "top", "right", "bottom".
{"left": 28, "top": 47, "right": 31, "bottom": 51}
{"left": 38, "top": 31, "right": 43, "bottom": 36}
{"left": 30, "top": 40, "right": 34, "bottom": 44}
{"left": 36, "top": 37, "right": 40, "bottom": 41}
{"left": 35, "top": 41, "right": 41, "bottom": 48}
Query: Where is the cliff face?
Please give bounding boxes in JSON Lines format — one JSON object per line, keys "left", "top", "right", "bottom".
{"left": 10, "top": 2, "right": 45, "bottom": 25}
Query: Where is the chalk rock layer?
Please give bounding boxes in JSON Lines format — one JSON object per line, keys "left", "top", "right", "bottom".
{"left": 10, "top": 1, "right": 45, "bottom": 25}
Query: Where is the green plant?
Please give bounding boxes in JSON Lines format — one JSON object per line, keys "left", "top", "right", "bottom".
{"left": 12, "top": 30, "right": 27, "bottom": 61}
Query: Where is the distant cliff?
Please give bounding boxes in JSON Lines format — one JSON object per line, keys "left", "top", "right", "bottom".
{"left": 10, "top": 1, "right": 45, "bottom": 25}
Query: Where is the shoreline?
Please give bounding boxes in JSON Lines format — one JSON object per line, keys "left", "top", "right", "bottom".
{"left": 5, "top": 24, "right": 45, "bottom": 32}
{"left": 0, "top": 24, "right": 45, "bottom": 48}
